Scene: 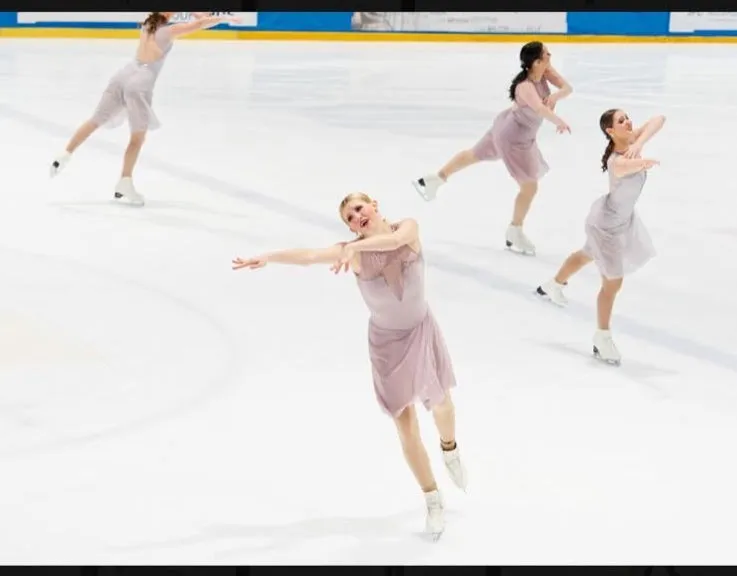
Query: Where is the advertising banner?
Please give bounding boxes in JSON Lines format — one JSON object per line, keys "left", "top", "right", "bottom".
{"left": 669, "top": 12, "right": 737, "bottom": 33}
{"left": 17, "top": 12, "right": 258, "bottom": 28}
{"left": 350, "top": 12, "right": 567, "bottom": 34}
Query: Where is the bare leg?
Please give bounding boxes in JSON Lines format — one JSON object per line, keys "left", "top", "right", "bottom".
{"left": 431, "top": 394, "right": 456, "bottom": 449}
{"left": 121, "top": 131, "right": 147, "bottom": 178}
{"left": 597, "top": 276, "right": 623, "bottom": 330}
{"left": 554, "top": 250, "right": 593, "bottom": 284}
{"left": 65, "top": 120, "right": 100, "bottom": 154}
{"left": 438, "top": 149, "right": 479, "bottom": 181}
{"left": 394, "top": 405, "right": 437, "bottom": 493}
{"left": 511, "top": 181, "right": 538, "bottom": 227}
{"left": 430, "top": 393, "right": 467, "bottom": 491}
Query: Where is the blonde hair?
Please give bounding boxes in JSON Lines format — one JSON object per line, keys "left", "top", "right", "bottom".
{"left": 338, "top": 192, "right": 373, "bottom": 224}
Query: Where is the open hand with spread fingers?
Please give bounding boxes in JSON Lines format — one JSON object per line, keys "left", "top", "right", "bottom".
{"left": 232, "top": 256, "right": 267, "bottom": 270}
{"left": 330, "top": 243, "right": 355, "bottom": 274}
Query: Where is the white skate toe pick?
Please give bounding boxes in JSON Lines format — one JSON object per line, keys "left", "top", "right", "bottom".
{"left": 536, "top": 279, "right": 568, "bottom": 307}
{"left": 114, "top": 177, "right": 145, "bottom": 207}
{"left": 505, "top": 225, "right": 536, "bottom": 255}
{"left": 593, "top": 329, "right": 622, "bottom": 365}
{"left": 412, "top": 173, "right": 444, "bottom": 202}
{"left": 50, "top": 152, "right": 71, "bottom": 178}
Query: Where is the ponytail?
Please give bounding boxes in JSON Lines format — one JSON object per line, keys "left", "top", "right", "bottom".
{"left": 508, "top": 67, "right": 528, "bottom": 101}
{"left": 601, "top": 139, "right": 614, "bottom": 172}
{"left": 142, "top": 12, "right": 167, "bottom": 34}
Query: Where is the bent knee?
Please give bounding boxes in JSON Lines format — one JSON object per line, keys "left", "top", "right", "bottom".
{"left": 431, "top": 394, "right": 454, "bottom": 414}
{"left": 601, "top": 277, "right": 623, "bottom": 294}
{"left": 128, "top": 132, "right": 147, "bottom": 146}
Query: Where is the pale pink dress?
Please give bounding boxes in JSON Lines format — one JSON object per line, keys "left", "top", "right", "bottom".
{"left": 582, "top": 152, "right": 656, "bottom": 279}
{"left": 471, "top": 78, "right": 551, "bottom": 183}
{"left": 91, "top": 26, "right": 174, "bottom": 132}
{"left": 354, "top": 237, "right": 456, "bottom": 418}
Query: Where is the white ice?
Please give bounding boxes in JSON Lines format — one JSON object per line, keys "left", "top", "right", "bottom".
{"left": 0, "top": 37, "right": 736, "bottom": 564}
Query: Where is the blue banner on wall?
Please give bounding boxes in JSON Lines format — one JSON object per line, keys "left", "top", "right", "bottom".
{"left": 4, "top": 11, "right": 737, "bottom": 37}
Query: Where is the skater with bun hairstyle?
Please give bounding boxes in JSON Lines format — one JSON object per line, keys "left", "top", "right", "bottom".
{"left": 536, "top": 109, "right": 665, "bottom": 365}
{"left": 232, "top": 192, "right": 467, "bottom": 539}
{"left": 412, "top": 41, "right": 573, "bottom": 255}
{"left": 49, "top": 12, "right": 241, "bottom": 206}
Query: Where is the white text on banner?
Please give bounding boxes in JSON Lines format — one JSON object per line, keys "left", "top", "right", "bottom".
{"left": 669, "top": 12, "right": 737, "bottom": 33}
{"left": 17, "top": 12, "right": 258, "bottom": 27}
{"left": 350, "top": 12, "right": 567, "bottom": 34}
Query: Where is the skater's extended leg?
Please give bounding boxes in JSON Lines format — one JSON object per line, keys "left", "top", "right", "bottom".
{"left": 412, "top": 149, "right": 480, "bottom": 201}
{"left": 537, "top": 250, "right": 593, "bottom": 306}
{"left": 50, "top": 120, "right": 100, "bottom": 177}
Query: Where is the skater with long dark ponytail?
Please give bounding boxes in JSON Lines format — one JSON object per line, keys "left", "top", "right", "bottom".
{"left": 411, "top": 41, "right": 573, "bottom": 255}
{"left": 536, "top": 108, "right": 665, "bottom": 365}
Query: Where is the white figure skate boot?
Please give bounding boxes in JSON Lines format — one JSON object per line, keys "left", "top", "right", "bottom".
{"left": 442, "top": 444, "right": 468, "bottom": 492}
{"left": 424, "top": 489, "right": 445, "bottom": 540}
{"left": 412, "top": 173, "right": 445, "bottom": 201}
{"left": 50, "top": 152, "right": 72, "bottom": 177}
{"left": 593, "top": 329, "right": 622, "bottom": 365}
{"left": 114, "top": 177, "right": 145, "bottom": 207}
{"left": 536, "top": 279, "right": 568, "bottom": 307}
{"left": 505, "top": 225, "right": 536, "bottom": 255}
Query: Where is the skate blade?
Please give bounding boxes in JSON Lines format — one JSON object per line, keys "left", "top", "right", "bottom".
{"left": 593, "top": 347, "right": 621, "bottom": 366}
{"left": 424, "top": 528, "right": 444, "bottom": 542}
{"left": 114, "top": 192, "right": 145, "bottom": 207}
{"left": 534, "top": 286, "right": 567, "bottom": 307}
{"left": 49, "top": 162, "right": 63, "bottom": 178}
{"left": 411, "top": 181, "right": 434, "bottom": 202}
{"left": 505, "top": 241, "right": 535, "bottom": 256}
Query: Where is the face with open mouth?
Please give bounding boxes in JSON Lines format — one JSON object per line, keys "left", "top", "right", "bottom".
{"left": 341, "top": 197, "right": 378, "bottom": 235}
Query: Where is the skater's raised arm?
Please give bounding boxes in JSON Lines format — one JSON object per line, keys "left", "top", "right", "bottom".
{"left": 349, "top": 219, "right": 419, "bottom": 253}
{"left": 516, "top": 82, "right": 571, "bottom": 133}
{"left": 232, "top": 244, "right": 345, "bottom": 270}
{"left": 631, "top": 115, "right": 666, "bottom": 146}
{"left": 543, "top": 65, "right": 573, "bottom": 101}
{"left": 168, "top": 13, "right": 239, "bottom": 37}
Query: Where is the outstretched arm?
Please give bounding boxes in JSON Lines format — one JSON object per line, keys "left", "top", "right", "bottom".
{"left": 168, "top": 13, "right": 239, "bottom": 37}
{"left": 348, "top": 219, "right": 419, "bottom": 253}
{"left": 610, "top": 156, "right": 659, "bottom": 178}
{"left": 232, "top": 244, "right": 344, "bottom": 270}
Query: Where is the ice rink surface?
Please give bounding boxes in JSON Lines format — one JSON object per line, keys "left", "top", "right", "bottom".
{"left": 1, "top": 37, "right": 736, "bottom": 564}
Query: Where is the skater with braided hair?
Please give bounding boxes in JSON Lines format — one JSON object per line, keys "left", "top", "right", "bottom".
{"left": 49, "top": 11, "right": 240, "bottom": 206}
{"left": 536, "top": 109, "right": 665, "bottom": 365}
{"left": 232, "top": 192, "right": 467, "bottom": 539}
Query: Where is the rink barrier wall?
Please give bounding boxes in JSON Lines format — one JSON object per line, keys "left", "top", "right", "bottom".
{"left": 3, "top": 12, "right": 737, "bottom": 41}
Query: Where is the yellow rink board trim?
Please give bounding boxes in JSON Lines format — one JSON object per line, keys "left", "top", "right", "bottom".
{"left": 2, "top": 27, "right": 737, "bottom": 43}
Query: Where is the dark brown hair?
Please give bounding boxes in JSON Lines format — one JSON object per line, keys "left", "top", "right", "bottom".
{"left": 599, "top": 108, "right": 618, "bottom": 172}
{"left": 509, "top": 41, "right": 544, "bottom": 101}
{"left": 143, "top": 12, "right": 168, "bottom": 34}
